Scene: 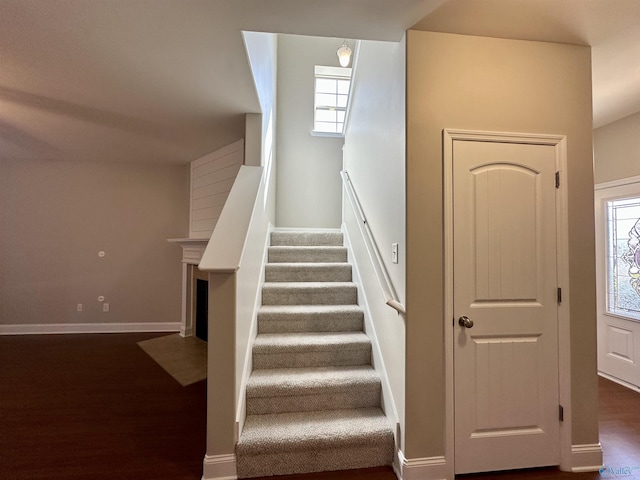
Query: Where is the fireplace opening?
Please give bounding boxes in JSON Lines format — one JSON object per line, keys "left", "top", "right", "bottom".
{"left": 194, "top": 269, "right": 208, "bottom": 342}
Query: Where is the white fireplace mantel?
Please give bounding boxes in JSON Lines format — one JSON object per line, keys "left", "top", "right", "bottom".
{"left": 167, "top": 238, "right": 209, "bottom": 337}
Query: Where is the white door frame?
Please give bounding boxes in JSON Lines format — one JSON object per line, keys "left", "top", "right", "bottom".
{"left": 443, "top": 129, "right": 572, "bottom": 477}
{"left": 595, "top": 175, "right": 640, "bottom": 392}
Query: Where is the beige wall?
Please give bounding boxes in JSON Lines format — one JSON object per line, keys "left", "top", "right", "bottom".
{"left": 405, "top": 30, "right": 597, "bottom": 458}
{"left": 0, "top": 159, "right": 189, "bottom": 328}
{"left": 275, "top": 34, "right": 344, "bottom": 228}
{"left": 594, "top": 111, "right": 640, "bottom": 184}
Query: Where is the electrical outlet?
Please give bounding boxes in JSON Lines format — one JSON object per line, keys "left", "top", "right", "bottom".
{"left": 392, "top": 243, "right": 399, "bottom": 264}
{"left": 77, "top": 304, "right": 83, "bottom": 312}
{"left": 102, "top": 303, "right": 110, "bottom": 312}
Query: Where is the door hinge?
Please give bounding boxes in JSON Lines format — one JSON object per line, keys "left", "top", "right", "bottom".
{"left": 555, "top": 171, "right": 560, "bottom": 188}
{"left": 557, "top": 287, "right": 562, "bottom": 304}
{"left": 559, "top": 404, "right": 564, "bottom": 422}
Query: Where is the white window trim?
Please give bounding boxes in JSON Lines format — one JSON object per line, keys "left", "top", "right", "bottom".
{"left": 312, "top": 65, "right": 352, "bottom": 137}
{"left": 595, "top": 174, "right": 640, "bottom": 323}
{"left": 309, "top": 131, "right": 344, "bottom": 138}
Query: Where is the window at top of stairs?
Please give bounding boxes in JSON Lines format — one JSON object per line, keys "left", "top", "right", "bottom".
{"left": 312, "top": 65, "right": 352, "bottom": 137}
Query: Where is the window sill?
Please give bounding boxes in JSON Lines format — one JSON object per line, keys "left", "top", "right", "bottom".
{"left": 310, "top": 130, "right": 345, "bottom": 138}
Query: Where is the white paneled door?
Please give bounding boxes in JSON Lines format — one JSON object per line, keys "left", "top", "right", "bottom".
{"left": 452, "top": 139, "right": 561, "bottom": 474}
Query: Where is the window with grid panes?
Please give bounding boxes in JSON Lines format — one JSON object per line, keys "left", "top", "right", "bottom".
{"left": 606, "top": 196, "right": 640, "bottom": 321}
{"left": 313, "top": 66, "right": 352, "bottom": 135}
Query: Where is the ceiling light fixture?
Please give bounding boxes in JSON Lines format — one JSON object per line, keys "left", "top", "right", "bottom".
{"left": 337, "top": 40, "right": 352, "bottom": 67}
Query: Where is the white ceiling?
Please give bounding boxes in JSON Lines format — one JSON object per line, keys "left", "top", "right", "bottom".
{"left": 0, "top": 0, "right": 638, "bottom": 164}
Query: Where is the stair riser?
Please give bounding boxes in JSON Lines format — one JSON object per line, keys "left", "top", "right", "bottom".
{"left": 246, "top": 388, "right": 381, "bottom": 415}
{"left": 268, "top": 247, "right": 347, "bottom": 263}
{"left": 265, "top": 265, "right": 352, "bottom": 283}
{"left": 262, "top": 287, "right": 357, "bottom": 306}
{"left": 258, "top": 316, "right": 363, "bottom": 333}
{"left": 253, "top": 349, "right": 371, "bottom": 369}
{"left": 236, "top": 442, "right": 394, "bottom": 478}
{"left": 271, "top": 232, "right": 343, "bottom": 247}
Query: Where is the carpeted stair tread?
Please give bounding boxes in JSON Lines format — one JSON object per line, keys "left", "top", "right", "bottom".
{"left": 238, "top": 407, "right": 393, "bottom": 452}
{"left": 246, "top": 365, "right": 380, "bottom": 398}
{"left": 261, "top": 282, "right": 357, "bottom": 306}
{"left": 270, "top": 231, "right": 343, "bottom": 247}
{"left": 265, "top": 262, "right": 352, "bottom": 282}
{"left": 268, "top": 246, "right": 348, "bottom": 263}
{"left": 245, "top": 365, "right": 382, "bottom": 414}
{"left": 252, "top": 332, "right": 371, "bottom": 369}
{"left": 236, "top": 229, "right": 394, "bottom": 477}
{"left": 252, "top": 331, "right": 370, "bottom": 353}
{"left": 257, "top": 304, "right": 363, "bottom": 333}
{"left": 236, "top": 408, "right": 394, "bottom": 477}
{"left": 262, "top": 281, "right": 356, "bottom": 289}
{"left": 258, "top": 304, "right": 363, "bottom": 315}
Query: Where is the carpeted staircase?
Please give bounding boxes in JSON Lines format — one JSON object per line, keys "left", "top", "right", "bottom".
{"left": 235, "top": 230, "right": 395, "bottom": 478}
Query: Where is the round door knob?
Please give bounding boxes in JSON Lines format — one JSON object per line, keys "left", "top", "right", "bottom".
{"left": 458, "top": 316, "right": 474, "bottom": 328}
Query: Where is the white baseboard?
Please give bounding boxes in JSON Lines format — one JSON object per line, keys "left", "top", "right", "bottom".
{"left": 396, "top": 445, "right": 601, "bottom": 478}
{"left": 0, "top": 322, "right": 181, "bottom": 335}
{"left": 397, "top": 451, "right": 450, "bottom": 480}
{"left": 202, "top": 454, "right": 236, "bottom": 480}
{"left": 598, "top": 371, "right": 640, "bottom": 393}
{"left": 571, "top": 443, "right": 604, "bottom": 472}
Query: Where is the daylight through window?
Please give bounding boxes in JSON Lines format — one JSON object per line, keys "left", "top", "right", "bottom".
{"left": 606, "top": 196, "right": 640, "bottom": 321}
{"left": 313, "top": 65, "right": 352, "bottom": 135}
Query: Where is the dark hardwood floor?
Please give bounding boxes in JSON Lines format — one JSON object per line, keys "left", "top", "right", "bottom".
{"left": 597, "top": 375, "right": 640, "bottom": 478}
{"left": 0, "top": 333, "right": 206, "bottom": 480}
{"left": 1, "top": 333, "right": 639, "bottom": 480}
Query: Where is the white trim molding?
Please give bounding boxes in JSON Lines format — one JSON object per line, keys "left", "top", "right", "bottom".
{"left": 235, "top": 223, "right": 274, "bottom": 439}
{"left": 397, "top": 451, "right": 449, "bottom": 480}
{"left": 594, "top": 180, "right": 640, "bottom": 392}
{"left": 570, "top": 443, "right": 604, "bottom": 472}
{"left": 202, "top": 453, "right": 237, "bottom": 480}
{"left": 0, "top": 322, "right": 180, "bottom": 336}
{"left": 595, "top": 174, "right": 640, "bottom": 191}
{"left": 599, "top": 371, "right": 640, "bottom": 394}
{"left": 166, "top": 238, "right": 209, "bottom": 338}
